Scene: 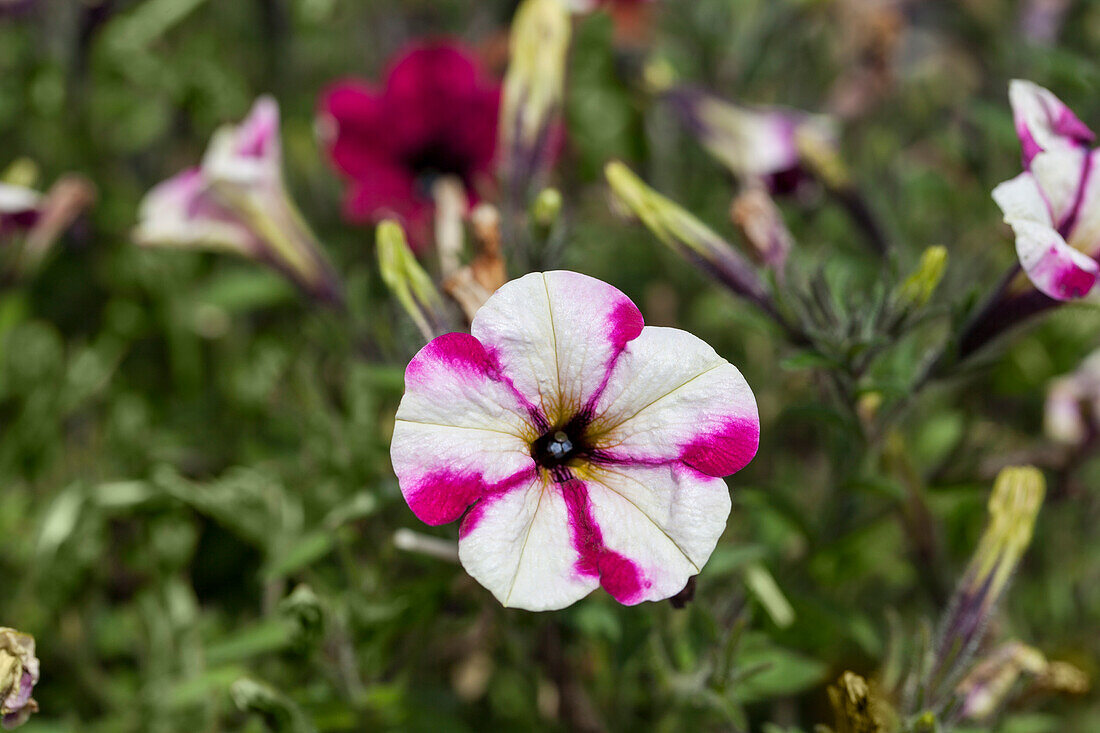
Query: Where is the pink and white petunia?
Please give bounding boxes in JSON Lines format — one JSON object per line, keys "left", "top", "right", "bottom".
{"left": 992, "top": 82, "right": 1100, "bottom": 300}
{"left": 135, "top": 97, "right": 343, "bottom": 305}
{"left": 390, "top": 271, "right": 759, "bottom": 611}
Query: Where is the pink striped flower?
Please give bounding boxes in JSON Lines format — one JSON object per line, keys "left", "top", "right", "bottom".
{"left": 390, "top": 271, "right": 759, "bottom": 611}
{"left": 992, "top": 80, "right": 1100, "bottom": 301}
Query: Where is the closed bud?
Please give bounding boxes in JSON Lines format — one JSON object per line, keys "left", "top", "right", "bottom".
{"left": 730, "top": 184, "right": 793, "bottom": 271}
{"left": 377, "top": 219, "right": 447, "bottom": 343}
{"left": 896, "top": 246, "right": 948, "bottom": 311}
{"left": 532, "top": 187, "right": 563, "bottom": 227}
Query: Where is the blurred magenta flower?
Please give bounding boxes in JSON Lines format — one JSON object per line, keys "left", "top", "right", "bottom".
{"left": 318, "top": 43, "right": 500, "bottom": 246}
{"left": 0, "top": 628, "right": 38, "bottom": 730}
{"left": 135, "top": 97, "right": 343, "bottom": 305}
{"left": 992, "top": 80, "right": 1100, "bottom": 301}
{"left": 390, "top": 271, "right": 759, "bottom": 611}
{"left": 665, "top": 86, "right": 837, "bottom": 195}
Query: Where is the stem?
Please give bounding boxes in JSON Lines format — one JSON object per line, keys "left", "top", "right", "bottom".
{"left": 832, "top": 185, "right": 890, "bottom": 258}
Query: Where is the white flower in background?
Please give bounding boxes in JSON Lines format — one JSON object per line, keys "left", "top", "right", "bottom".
{"left": 390, "top": 271, "right": 759, "bottom": 611}
{"left": 992, "top": 81, "right": 1100, "bottom": 300}
{"left": 135, "top": 97, "right": 343, "bottom": 305}
{"left": 1045, "top": 349, "right": 1100, "bottom": 445}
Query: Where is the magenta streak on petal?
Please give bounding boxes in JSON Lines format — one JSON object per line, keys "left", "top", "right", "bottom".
{"left": 409, "top": 465, "right": 535, "bottom": 527}
{"left": 560, "top": 476, "right": 650, "bottom": 604}
{"left": 1057, "top": 150, "right": 1094, "bottom": 239}
{"left": 680, "top": 416, "right": 760, "bottom": 477}
{"left": 1019, "top": 125, "right": 1043, "bottom": 169}
{"left": 1033, "top": 246, "right": 1098, "bottom": 300}
{"left": 458, "top": 467, "right": 537, "bottom": 538}
{"left": 582, "top": 299, "right": 646, "bottom": 413}
{"left": 1054, "top": 106, "right": 1095, "bottom": 144}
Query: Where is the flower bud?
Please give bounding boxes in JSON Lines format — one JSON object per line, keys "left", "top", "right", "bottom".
{"left": 0, "top": 628, "right": 39, "bottom": 730}
{"left": 605, "top": 161, "right": 775, "bottom": 315}
{"left": 377, "top": 219, "right": 447, "bottom": 343}
{"left": 499, "top": 0, "right": 571, "bottom": 197}
{"left": 895, "top": 246, "right": 948, "bottom": 311}
{"left": 730, "top": 184, "right": 793, "bottom": 272}
{"left": 531, "top": 187, "right": 563, "bottom": 228}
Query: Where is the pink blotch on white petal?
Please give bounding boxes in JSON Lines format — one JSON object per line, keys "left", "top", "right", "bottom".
{"left": 591, "top": 326, "right": 760, "bottom": 475}
{"left": 1009, "top": 79, "right": 1094, "bottom": 167}
{"left": 1010, "top": 218, "right": 1098, "bottom": 300}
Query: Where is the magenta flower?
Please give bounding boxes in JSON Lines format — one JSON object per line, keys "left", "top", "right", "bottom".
{"left": 318, "top": 43, "right": 500, "bottom": 245}
{"left": 992, "top": 80, "right": 1100, "bottom": 301}
{"left": 390, "top": 271, "right": 759, "bottom": 611}
{"left": 135, "top": 97, "right": 343, "bottom": 305}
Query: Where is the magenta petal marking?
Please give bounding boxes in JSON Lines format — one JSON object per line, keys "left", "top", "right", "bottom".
{"left": 561, "top": 478, "right": 650, "bottom": 604}
{"left": 585, "top": 299, "right": 646, "bottom": 410}
{"left": 680, "top": 417, "right": 761, "bottom": 477}
{"left": 409, "top": 466, "right": 535, "bottom": 527}
{"left": 458, "top": 468, "right": 537, "bottom": 538}
{"left": 1035, "top": 248, "right": 1098, "bottom": 300}
{"left": 1055, "top": 106, "right": 1095, "bottom": 145}
{"left": 1019, "top": 127, "right": 1044, "bottom": 169}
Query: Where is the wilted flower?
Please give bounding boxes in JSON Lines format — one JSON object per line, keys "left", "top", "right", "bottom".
{"left": 1044, "top": 349, "right": 1100, "bottom": 445}
{"left": 390, "top": 271, "right": 759, "bottom": 611}
{"left": 318, "top": 44, "right": 500, "bottom": 245}
{"left": 827, "top": 671, "right": 892, "bottom": 733}
{"left": 928, "top": 466, "right": 1045, "bottom": 704}
{"left": 135, "top": 97, "right": 342, "bottom": 305}
{"left": 992, "top": 81, "right": 1100, "bottom": 301}
{"left": 663, "top": 85, "right": 837, "bottom": 195}
{"left": 0, "top": 628, "right": 39, "bottom": 729}
{"left": 953, "top": 641, "right": 1088, "bottom": 722}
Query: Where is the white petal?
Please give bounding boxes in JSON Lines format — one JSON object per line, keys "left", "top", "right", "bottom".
{"left": 1009, "top": 79, "right": 1094, "bottom": 165}
{"left": 991, "top": 172, "right": 1054, "bottom": 228}
{"left": 458, "top": 474, "right": 598, "bottom": 611}
{"left": 470, "top": 271, "right": 644, "bottom": 425}
{"left": 0, "top": 183, "right": 41, "bottom": 215}
{"left": 1063, "top": 149, "right": 1100, "bottom": 256}
{"left": 590, "top": 326, "right": 760, "bottom": 477}
{"left": 204, "top": 96, "right": 282, "bottom": 189}
{"left": 392, "top": 332, "right": 540, "bottom": 525}
{"left": 133, "top": 168, "right": 254, "bottom": 255}
{"left": 1029, "top": 147, "right": 1088, "bottom": 225}
{"left": 582, "top": 462, "right": 731, "bottom": 604}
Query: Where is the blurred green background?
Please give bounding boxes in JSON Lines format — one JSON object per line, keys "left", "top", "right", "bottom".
{"left": 1, "top": 0, "right": 1099, "bottom": 730}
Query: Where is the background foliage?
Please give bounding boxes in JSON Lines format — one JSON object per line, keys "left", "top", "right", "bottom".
{"left": 1, "top": 0, "right": 1099, "bottom": 730}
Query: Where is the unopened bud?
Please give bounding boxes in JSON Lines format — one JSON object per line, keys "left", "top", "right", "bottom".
{"left": 730, "top": 185, "right": 793, "bottom": 271}
{"left": 377, "top": 219, "right": 446, "bottom": 343}
{"left": 896, "top": 246, "right": 948, "bottom": 310}
{"left": 532, "top": 187, "right": 563, "bottom": 227}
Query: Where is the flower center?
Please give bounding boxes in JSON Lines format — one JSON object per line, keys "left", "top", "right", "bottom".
{"left": 531, "top": 418, "right": 590, "bottom": 470}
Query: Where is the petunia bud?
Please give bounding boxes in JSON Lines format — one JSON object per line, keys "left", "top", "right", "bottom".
{"left": 605, "top": 161, "right": 776, "bottom": 316}
{"left": 135, "top": 97, "right": 344, "bottom": 307}
{"left": 929, "top": 467, "right": 1045, "bottom": 703}
{"left": 0, "top": 628, "right": 39, "bottom": 730}
{"left": 531, "top": 187, "right": 563, "bottom": 228}
{"left": 894, "top": 246, "right": 947, "bottom": 311}
{"left": 499, "top": 0, "right": 571, "bottom": 199}
{"left": 377, "top": 220, "right": 447, "bottom": 343}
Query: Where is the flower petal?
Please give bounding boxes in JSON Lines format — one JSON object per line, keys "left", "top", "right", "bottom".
{"left": 1009, "top": 79, "right": 1094, "bottom": 166}
{"left": 1008, "top": 217, "right": 1098, "bottom": 300}
{"left": 318, "top": 82, "right": 396, "bottom": 179}
{"left": 134, "top": 168, "right": 255, "bottom": 255}
{"left": 471, "top": 271, "right": 644, "bottom": 425}
{"left": 1028, "top": 147, "right": 1089, "bottom": 227}
{"left": 204, "top": 97, "right": 282, "bottom": 188}
{"left": 392, "top": 332, "right": 541, "bottom": 526}
{"left": 578, "top": 462, "right": 731, "bottom": 604}
{"left": 1062, "top": 148, "right": 1100, "bottom": 255}
{"left": 991, "top": 171, "right": 1055, "bottom": 228}
{"left": 589, "top": 326, "right": 760, "bottom": 477}
{"left": 458, "top": 474, "right": 599, "bottom": 611}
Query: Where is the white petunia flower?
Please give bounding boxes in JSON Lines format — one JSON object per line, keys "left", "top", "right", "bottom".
{"left": 390, "top": 271, "right": 760, "bottom": 611}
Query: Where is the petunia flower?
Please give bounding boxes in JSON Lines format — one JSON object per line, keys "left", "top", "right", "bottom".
{"left": 318, "top": 43, "right": 500, "bottom": 246}
{"left": 0, "top": 628, "right": 39, "bottom": 729}
{"left": 390, "top": 271, "right": 759, "bottom": 611}
{"left": 0, "top": 173, "right": 95, "bottom": 282}
{"left": 992, "top": 81, "right": 1100, "bottom": 301}
{"left": 135, "top": 97, "right": 343, "bottom": 305}
{"left": 664, "top": 85, "right": 837, "bottom": 195}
